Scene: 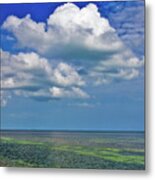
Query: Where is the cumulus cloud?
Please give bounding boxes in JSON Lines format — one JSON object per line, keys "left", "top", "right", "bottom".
{"left": 2, "top": 3, "right": 123, "bottom": 61}
{"left": 1, "top": 3, "right": 144, "bottom": 106}
{"left": 90, "top": 50, "right": 144, "bottom": 85}
{"left": 2, "top": 3, "right": 143, "bottom": 62}
{"left": 1, "top": 49, "right": 88, "bottom": 106}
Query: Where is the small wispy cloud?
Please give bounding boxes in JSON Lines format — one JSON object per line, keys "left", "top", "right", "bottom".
{"left": 68, "top": 102, "right": 102, "bottom": 109}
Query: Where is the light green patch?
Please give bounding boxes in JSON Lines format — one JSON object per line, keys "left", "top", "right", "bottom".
{"left": 51, "top": 145, "right": 144, "bottom": 165}
{"left": 1, "top": 137, "right": 44, "bottom": 145}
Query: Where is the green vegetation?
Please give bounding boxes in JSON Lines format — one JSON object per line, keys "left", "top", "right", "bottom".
{"left": 0, "top": 132, "right": 145, "bottom": 169}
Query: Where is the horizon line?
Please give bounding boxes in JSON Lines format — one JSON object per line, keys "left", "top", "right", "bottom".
{"left": 0, "top": 129, "right": 144, "bottom": 132}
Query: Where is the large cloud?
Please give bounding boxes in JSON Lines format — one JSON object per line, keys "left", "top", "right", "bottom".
{"left": 1, "top": 3, "right": 144, "bottom": 106}
{"left": 2, "top": 3, "right": 123, "bottom": 61}
{"left": 1, "top": 49, "right": 88, "bottom": 106}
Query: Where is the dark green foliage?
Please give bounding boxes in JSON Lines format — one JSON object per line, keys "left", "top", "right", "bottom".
{"left": 0, "top": 132, "right": 145, "bottom": 169}
{"left": 0, "top": 142, "right": 50, "bottom": 167}
{"left": 0, "top": 142, "right": 144, "bottom": 169}
{"left": 47, "top": 150, "right": 144, "bottom": 170}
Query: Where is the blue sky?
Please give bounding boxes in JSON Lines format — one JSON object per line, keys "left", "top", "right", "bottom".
{"left": 0, "top": 1, "right": 145, "bottom": 131}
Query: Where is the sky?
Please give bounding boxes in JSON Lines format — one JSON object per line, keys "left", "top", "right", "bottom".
{"left": 0, "top": 0, "right": 145, "bottom": 131}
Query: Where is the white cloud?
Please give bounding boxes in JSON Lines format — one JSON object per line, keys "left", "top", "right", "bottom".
{"left": 53, "top": 63, "right": 85, "bottom": 87}
{"left": 2, "top": 3, "right": 123, "bottom": 61}
{"left": 48, "top": 3, "right": 114, "bottom": 36}
{"left": 1, "top": 50, "right": 85, "bottom": 89}
{"left": 1, "top": 91, "right": 11, "bottom": 107}
{"left": 1, "top": 49, "right": 87, "bottom": 106}
{"left": 90, "top": 49, "right": 144, "bottom": 85}
{"left": 49, "top": 87, "right": 89, "bottom": 99}
{"left": 74, "top": 102, "right": 95, "bottom": 108}
{"left": 2, "top": 14, "right": 49, "bottom": 54}
{"left": 2, "top": 3, "right": 143, "bottom": 63}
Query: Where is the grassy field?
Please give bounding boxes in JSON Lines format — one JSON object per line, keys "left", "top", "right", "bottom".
{"left": 0, "top": 131, "right": 145, "bottom": 169}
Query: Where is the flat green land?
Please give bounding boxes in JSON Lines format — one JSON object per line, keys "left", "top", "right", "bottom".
{"left": 0, "top": 131, "right": 145, "bottom": 169}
